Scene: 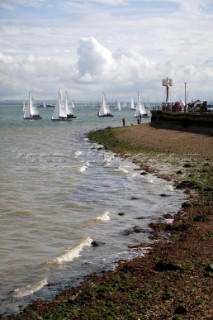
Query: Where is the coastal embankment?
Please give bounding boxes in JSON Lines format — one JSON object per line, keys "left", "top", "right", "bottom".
{"left": 2, "top": 122, "right": 213, "bottom": 320}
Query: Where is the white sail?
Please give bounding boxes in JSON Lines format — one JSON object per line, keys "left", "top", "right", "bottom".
{"left": 24, "top": 92, "right": 41, "bottom": 119}
{"left": 130, "top": 97, "right": 135, "bottom": 110}
{"left": 134, "top": 92, "right": 148, "bottom": 118}
{"left": 30, "top": 93, "right": 39, "bottom": 116}
{"left": 98, "top": 94, "right": 107, "bottom": 116}
{"left": 22, "top": 100, "right": 26, "bottom": 112}
{"left": 64, "top": 91, "right": 75, "bottom": 117}
{"left": 115, "top": 97, "right": 121, "bottom": 111}
{"left": 71, "top": 100, "right": 75, "bottom": 109}
{"left": 43, "top": 101, "right": 46, "bottom": 108}
{"left": 98, "top": 94, "right": 113, "bottom": 117}
{"left": 24, "top": 96, "right": 31, "bottom": 118}
{"left": 179, "top": 97, "right": 185, "bottom": 110}
{"left": 52, "top": 88, "right": 67, "bottom": 120}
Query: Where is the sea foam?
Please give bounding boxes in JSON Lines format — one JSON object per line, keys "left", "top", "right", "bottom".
{"left": 79, "top": 164, "right": 88, "bottom": 172}
{"left": 103, "top": 153, "right": 114, "bottom": 164}
{"left": 115, "top": 165, "right": 129, "bottom": 174}
{"left": 74, "top": 150, "right": 82, "bottom": 158}
{"left": 79, "top": 160, "right": 90, "bottom": 172}
{"left": 46, "top": 237, "right": 93, "bottom": 265}
{"left": 12, "top": 278, "right": 48, "bottom": 299}
{"left": 96, "top": 210, "right": 111, "bottom": 221}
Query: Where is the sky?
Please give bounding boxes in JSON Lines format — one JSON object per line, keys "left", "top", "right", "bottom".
{"left": 0, "top": 0, "right": 213, "bottom": 103}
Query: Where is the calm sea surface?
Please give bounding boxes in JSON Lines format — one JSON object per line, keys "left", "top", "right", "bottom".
{"left": 0, "top": 102, "right": 186, "bottom": 316}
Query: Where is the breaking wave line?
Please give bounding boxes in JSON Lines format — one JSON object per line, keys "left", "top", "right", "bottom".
{"left": 12, "top": 278, "right": 48, "bottom": 299}
{"left": 45, "top": 237, "right": 93, "bottom": 265}
{"left": 96, "top": 210, "right": 111, "bottom": 221}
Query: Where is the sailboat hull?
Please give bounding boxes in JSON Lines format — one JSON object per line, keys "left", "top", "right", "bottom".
{"left": 141, "top": 114, "right": 150, "bottom": 118}
{"left": 67, "top": 114, "right": 77, "bottom": 119}
{"left": 52, "top": 118, "right": 72, "bottom": 121}
{"left": 24, "top": 115, "right": 42, "bottom": 120}
{"left": 98, "top": 114, "right": 114, "bottom": 117}
{"left": 135, "top": 112, "right": 150, "bottom": 118}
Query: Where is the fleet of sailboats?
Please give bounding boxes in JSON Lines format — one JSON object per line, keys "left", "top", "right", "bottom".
{"left": 22, "top": 90, "right": 151, "bottom": 121}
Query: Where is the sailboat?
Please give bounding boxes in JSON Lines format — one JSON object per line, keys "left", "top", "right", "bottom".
{"left": 22, "top": 100, "right": 26, "bottom": 112}
{"left": 64, "top": 91, "right": 77, "bottom": 118}
{"left": 130, "top": 97, "right": 135, "bottom": 110}
{"left": 98, "top": 94, "right": 114, "bottom": 117}
{"left": 52, "top": 88, "right": 71, "bottom": 121}
{"left": 23, "top": 92, "right": 42, "bottom": 120}
{"left": 115, "top": 97, "right": 121, "bottom": 111}
{"left": 179, "top": 97, "right": 186, "bottom": 111}
{"left": 134, "top": 92, "right": 149, "bottom": 118}
{"left": 37, "top": 101, "right": 46, "bottom": 108}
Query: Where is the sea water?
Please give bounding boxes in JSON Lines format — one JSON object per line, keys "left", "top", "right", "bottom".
{"left": 0, "top": 102, "right": 186, "bottom": 316}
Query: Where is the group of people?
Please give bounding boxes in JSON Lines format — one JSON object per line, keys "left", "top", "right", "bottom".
{"left": 162, "top": 100, "right": 208, "bottom": 113}
{"left": 122, "top": 115, "right": 142, "bottom": 127}
{"left": 162, "top": 101, "right": 182, "bottom": 112}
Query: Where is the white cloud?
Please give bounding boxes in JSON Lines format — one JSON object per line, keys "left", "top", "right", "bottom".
{"left": 0, "top": 0, "right": 212, "bottom": 101}
{"left": 77, "top": 37, "right": 116, "bottom": 82}
{"left": 0, "top": 52, "right": 14, "bottom": 64}
{"left": 0, "top": 33, "right": 213, "bottom": 102}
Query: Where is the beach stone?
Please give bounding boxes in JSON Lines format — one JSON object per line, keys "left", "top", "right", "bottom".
{"left": 175, "top": 305, "right": 187, "bottom": 314}
{"left": 154, "top": 261, "right": 182, "bottom": 272}
{"left": 163, "top": 213, "right": 173, "bottom": 219}
{"left": 118, "top": 212, "right": 125, "bottom": 216}
{"left": 122, "top": 225, "right": 143, "bottom": 236}
{"left": 205, "top": 263, "right": 213, "bottom": 272}
{"left": 183, "top": 163, "right": 192, "bottom": 168}
{"left": 181, "top": 201, "right": 192, "bottom": 208}
{"left": 176, "top": 180, "right": 192, "bottom": 189}
{"left": 130, "top": 196, "right": 140, "bottom": 200}
{"left": 193, "top": 215, "right": 210, "bottom": 222}
{"left": 165, "top": 223, "right": 191, "bottom": 232}
{"left": 91, "top": 241, "right": 105, "bottom": 247}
